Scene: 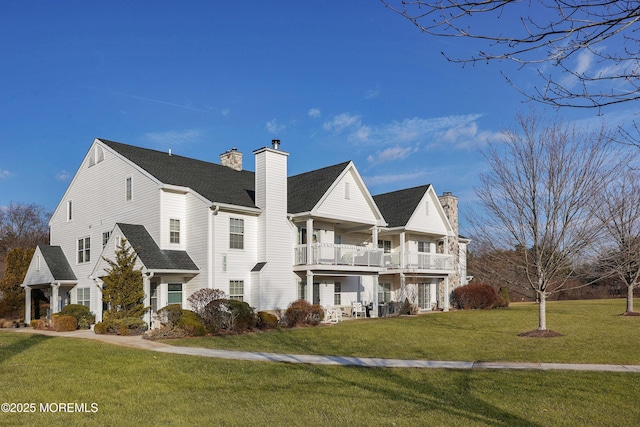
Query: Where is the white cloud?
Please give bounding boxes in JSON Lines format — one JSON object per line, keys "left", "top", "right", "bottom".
{"left": 0, "top": 168, "right": 10, "bottom": 179}
{"left": 308, "top": 108, "right": 321, "bottom": 118}
{"left": 56, "top": 170, "right": 70, "bottom": 181}
{"left": 221, "top": 108, "right": 230, "bottom": 117}
{"left": 367, "top": 145, "right": 419, "bottom": 166}
{"left": 266, "top": 119, "right": 286, "bottom": 134}
{"left": 363, "top": 170, "right": 428, "bottom": 186}
{"left": 143, "top": 129, "right": 203, "bottom": 148}
{"left": 365, "top": 87, "right": 380, "bottom": 99}
{"left": 323, "top": 113, "right": 363, "bottom": 134}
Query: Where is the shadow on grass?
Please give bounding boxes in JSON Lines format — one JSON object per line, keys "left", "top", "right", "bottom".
{"left": 295, "top": 363, "right": 541, "bottom": 426}
{"left": 0, "top": 332, "right": 53, "bottom": 365}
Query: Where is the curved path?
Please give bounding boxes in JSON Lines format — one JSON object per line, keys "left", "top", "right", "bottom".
{"left": 7, "top": 328, "right": 640, "bottom": 373}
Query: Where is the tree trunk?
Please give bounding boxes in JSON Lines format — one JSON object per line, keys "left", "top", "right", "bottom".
{"left": 538, "top": 292, "right": 547, "bottom": 331}
{"left": 627, "top": 285, "right": 635, "bottom": 314}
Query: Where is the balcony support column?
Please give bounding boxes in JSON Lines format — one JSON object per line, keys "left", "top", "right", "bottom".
{"left": 400, "top": 232, "right": 406, "bottom": 269}
{"left": 306, "top": 218, "right": 313, "bottom": 265}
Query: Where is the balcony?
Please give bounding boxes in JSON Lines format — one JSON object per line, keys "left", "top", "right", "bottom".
{"left": 295, "top": 243, "right": 384, "bottom": 268}
{"left": 383, "top": 252, "right": 454, "bottom": 271}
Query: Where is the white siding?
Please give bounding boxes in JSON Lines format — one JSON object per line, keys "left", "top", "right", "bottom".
{"left": 405, "top": 189, "right": 449, "bottom": 235}
{"left": 48, "top": 140, "right": 162, "bottom": 317}
{"left": 316, "top": 168, "right": 378, "bottom": 225}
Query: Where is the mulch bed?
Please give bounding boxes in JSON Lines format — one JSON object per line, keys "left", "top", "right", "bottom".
{"left": 621, "top": 311, "right": 640, "bottom": 316}
{"left": 517, "top": 329, "right": 563, "bottom": 338}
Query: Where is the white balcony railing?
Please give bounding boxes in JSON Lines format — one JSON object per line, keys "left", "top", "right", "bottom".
{"left": 294, "top": 243, "right": 384, "bottom": 267}
{"left": 383, "top": 252, "right": 454, "bottom": 271}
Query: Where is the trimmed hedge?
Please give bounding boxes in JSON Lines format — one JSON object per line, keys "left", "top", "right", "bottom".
{"left": 54, "top": 315, "right": 77, "bottom": 332}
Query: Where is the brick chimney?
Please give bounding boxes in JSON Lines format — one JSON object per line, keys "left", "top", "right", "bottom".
{"left": 220, "top": 148, "right": 242, "bottom": 171}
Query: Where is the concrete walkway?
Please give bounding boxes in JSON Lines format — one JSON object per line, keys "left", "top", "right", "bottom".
{"left": 6, "top": 327, "right": 640, "bottom": 373}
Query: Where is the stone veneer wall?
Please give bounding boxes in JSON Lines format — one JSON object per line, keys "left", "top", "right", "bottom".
{"left": 438, "top": 192, "right": 460, "bottom": 292}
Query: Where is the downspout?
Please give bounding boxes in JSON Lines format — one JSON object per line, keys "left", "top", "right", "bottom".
{"left": 143, "top": 271, "right": 155, "bottom": 329}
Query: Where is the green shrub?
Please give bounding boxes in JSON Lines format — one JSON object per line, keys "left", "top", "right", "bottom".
{"left": 60, "top": 304, "right": 95, "bottom": 329}
{"left": 257, "top": 311, "right": 278, "bottom": 329}
{"left": 157, "top": 306, "right": 206, "bottom": 337}
{"left": 177, "top": 310, "right": 206, "bottom": 337}
{"left": 93, "top": 321, "right": 108, "bottom": 334}
{"left": 54, "top": 315, "right": 77, "bottom": 332}
{"left": 452, "top": 283, "right": 498, "bottom": 310}
{"left": 228, "top": 300, "right": 257, "bottom": 332}
{"left": 157, "top": 305, "right": 184, "bottom": 327}
{"left": 94, "top": 317, "right": 147, "bottom": 335}
{"left": 284, "top": 299, "right": 324, "bottom": 327}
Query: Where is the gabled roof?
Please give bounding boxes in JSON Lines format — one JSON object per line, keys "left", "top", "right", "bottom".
{"left": 38, "top": 245, "right": 77, "bottom": 281}
{"left": 117, "top": 223, "right": 199, "bottom": 272}
{"left": 373, "top": 185, "right": 431, "bottom": 228}
{"left": 100, "top": 139, "right": 256, "bottom": 208}
{"left": 287, "top": 161, "right": 351, "bottom": 213}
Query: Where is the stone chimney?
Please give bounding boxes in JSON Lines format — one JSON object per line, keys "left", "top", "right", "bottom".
{"left": 220, "top": 148, "right": 243, "bottom": 171}
{"left": 439, "top": 191, "right": 460, "bottom": 288}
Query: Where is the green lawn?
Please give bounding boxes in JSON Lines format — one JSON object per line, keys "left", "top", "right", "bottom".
{"left": 166, "top": 299, "right": 640, "bottom": 365}
{"left": 0, "top": 299, "right": 639, "bottom": 426}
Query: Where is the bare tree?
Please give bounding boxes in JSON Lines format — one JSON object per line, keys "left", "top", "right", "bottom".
{"left": 592, "top": 169, "right": 640, "bottom": 314}
{"left": 381, "top": 1, "right": 640, "bottom": 110}
{"left": 470, "top": 110, "right": 618, "bottom": 332}
{"left": 0, "top": 202, "right": 50, "bottom": 276}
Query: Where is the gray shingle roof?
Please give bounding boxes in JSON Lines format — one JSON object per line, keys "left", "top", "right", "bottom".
{"left": 39, "top": 245, "right": 77, "bottom": 281}
{"left": 117, "top": 223, "right": 199, "bottom": 271}
{"left": 100, "top": 139, "right": 256, "bottom": 208}
{"left": 373, "top": 185, "right": 431, "bottom": 228}
{"left": 100, "top": 138, "right": 350, "bottom": 215}
{"left": 288, "top": 161, "right": 350, "bottom": 213}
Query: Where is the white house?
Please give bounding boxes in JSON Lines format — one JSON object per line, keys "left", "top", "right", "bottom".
{"left": 21, "top": 138, "right": 469, "bottom": 325}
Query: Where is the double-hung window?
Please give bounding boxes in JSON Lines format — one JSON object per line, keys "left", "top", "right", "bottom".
{"left": 378, "top": 240, "right": 391, "bottom": 253}
{"left": 170, "top": 219, "right": 180, "bottom": 244}
{"left": 77, "top": 288, "right": 90, "bottom": 307}
{"left": 229, "top": 280, "right": 244, "bottom": 301}
{"left": 230, "top": 218, "right": 244, "bottom": 249}
{"left": 77, "top": 237, "right": 90, "bottom": 263}
{"left": 418, "top": 241, "right": 430, "bottom": 253}
{"left": 378, "top": 282, "right": 392, "bottom": 304}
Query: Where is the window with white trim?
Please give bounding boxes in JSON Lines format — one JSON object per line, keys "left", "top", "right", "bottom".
{"left": 77, "top": 237, "right": 90, "bottom": 264}
{"left": 168, "top": 283, "right": 182, "bottom": 306}
{"left": 229, "top": 280, "right": 244, "bottom": 301}
{"left": 170, "top": 219, "right": 180, "bottom": 244}
{"left": 334, "top": 282, "right": 342, "bottom": 305}
{"left": 102, "top": 231, "right": 111, "bottom": 248}
{"left": 230, "top": 218, "right": 244, "bottom": 249}
{"left": 77, "top": 287, "right": 90, "bottom": 307}
{"left": 418, "top": 241, "right": 430, "bottom": 253}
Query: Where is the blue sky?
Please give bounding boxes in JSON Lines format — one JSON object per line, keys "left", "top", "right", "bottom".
{"left": 0, "top": 1, "right": 632, "bottom": 234}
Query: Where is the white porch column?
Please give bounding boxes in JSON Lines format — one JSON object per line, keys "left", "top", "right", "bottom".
{"left": 372, "top": 226, "right": 378, "bottom": 247}
{"left": 306, "top": 218, "right": 314, "bottom": 265}
{"left": 24, "top": 287, "right": 31, "bottom": 324}
{"left": 400, "top": 232, "right": 406, "bottom": 268}
{"left": 400, "top": 272, "right": 406, "bottom": 302}
{"left": 51, "top": 283, "right": 60, "bottom": 315}
{"left": 306, "top": 270, "right": 313, "bottom": 302}
{"left": 443, "top": 277, "right": 450, "bottom": 312}
{"left": 143, "top": 272, "right": 154, "bottom": 328}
